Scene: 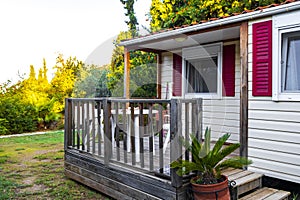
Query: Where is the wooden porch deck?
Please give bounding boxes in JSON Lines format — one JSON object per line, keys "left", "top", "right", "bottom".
{"left": 64, "top": 98, "right": 202, "bottom": 199}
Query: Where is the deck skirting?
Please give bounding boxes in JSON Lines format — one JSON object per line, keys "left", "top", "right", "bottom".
{"left": 65, "top": 150, "right": 189, "bottom": 200}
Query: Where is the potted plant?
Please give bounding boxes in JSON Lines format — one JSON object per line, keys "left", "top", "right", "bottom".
{"left": 170, "top": 127, "right": 252, "bottom": 200}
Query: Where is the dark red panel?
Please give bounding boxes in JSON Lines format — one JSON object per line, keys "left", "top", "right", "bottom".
{"left": 173, "top": 54, "right": 182, "bottom": 96}
{"left": 222, "top": 44, "right": 236, "bottom": 97}
{"left": 252, "top": 20, "right": 272, "bottom": 96}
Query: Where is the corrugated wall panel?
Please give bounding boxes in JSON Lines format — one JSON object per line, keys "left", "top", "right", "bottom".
{"left": 202, "top": 41, "right": 240, "bottom": 142}
{"left": 161, "top": 52, "right": 173, "bottom": 99}
{"left": 248, "top": 18, "right": 300, "bottom": 184}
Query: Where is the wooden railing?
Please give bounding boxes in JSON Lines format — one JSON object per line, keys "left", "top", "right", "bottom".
{"left": 64, "top": 98, "right": 202, "bottom": 187}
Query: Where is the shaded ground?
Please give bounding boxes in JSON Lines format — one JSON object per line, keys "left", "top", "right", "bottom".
{"left": 0, "top": 131, "right": 111, "bottom": 200}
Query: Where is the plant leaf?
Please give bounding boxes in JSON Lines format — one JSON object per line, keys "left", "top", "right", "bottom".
{"left": 217, "top": 157, "right": 252, "bottom": 170}
{"left": 199, "top": 127, "right": 210, "bottom": 158}
{"left": 210, "top": 133, "right": 231, "bottom": 157}
{"left": 212, "top": 143, "right": 240, "bottom": 167}
{"left": 190, "top": 134, "right": 201, "bottom": 163}
{"left": 170, "top": 159, "right": 201, "bottom": 176}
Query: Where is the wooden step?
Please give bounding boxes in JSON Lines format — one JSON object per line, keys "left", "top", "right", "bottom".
{"left": 239, "top": 187, "right": 290, "bottom": 200}
{"left": 222, "top": 168, "right": 263, "bottom": 200}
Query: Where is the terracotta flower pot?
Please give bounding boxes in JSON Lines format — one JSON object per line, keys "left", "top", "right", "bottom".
{"left": 191, "top": 175, "right": 230, "bottom": 200}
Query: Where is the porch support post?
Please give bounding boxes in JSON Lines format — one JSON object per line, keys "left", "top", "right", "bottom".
{"left": 64, "top": 98, "right": 72, "bottom": 150}
{"left": 170, "top": 99, "right": 183, "bottom": 188}
{"left": 103, "top": 99, "right": 112, "bottom": 165}
{"left": 124, "top": 48, "right": 130, "bottom": 99}
{"left": 157, "top": 53, "right": 162, "bottom": 99}
{"left": 240, "top": 22, "right": 249, "bottom": 160}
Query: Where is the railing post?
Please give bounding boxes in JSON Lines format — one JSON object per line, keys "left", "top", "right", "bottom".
{"left": 170, "top": 98, "right": 183, "bottom": 188}
{"left": 158, "top": 103, "right": 164, "bottom": 173}
{"left": 196, "top": 98, "right": 203, "bottom": 141}
{"left": 103, "top": 98, "right": 112, "bottom": 165}
{"left": 130, "top": 103, "right": 136, "bottom": 165}
{"left": 64, "top": 98, "right": 73, "bottom": 150}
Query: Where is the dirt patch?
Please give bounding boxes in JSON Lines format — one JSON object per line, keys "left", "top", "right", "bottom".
{"left": 34, "top": 149, "right": 59, "bottom": 155}
{"left": 22, "top": 176, "right": 35, "bottom": 185}
{"left": 20, "top": 184, "right": 46, "bottom": 194}
{"left": 0, "top": 132, "right": 109, "bottom": 199}
{"left": 17, "top": 176, "right": 45, "bottom": 194}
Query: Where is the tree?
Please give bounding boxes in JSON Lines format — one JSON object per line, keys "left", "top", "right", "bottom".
{"left": 50, "top": 54, "right": 83, "bottom": 113}
{"left": 21, "top": 65, "right": 39, "bottom": 105}
{"left": 120, "top": 0, "right": 139, "bottom": 36}
{"left": 129, "top": 52, "right": 157, "bottom": 98}
{"left": 149, "top": 0, "right": 177, "bottom": 32}
{"left": 38, "top": 58, "right": 50, "bottom": 92}
{"left": 107, "top": 31, "right": 157, "bottom": 98}
{"left": 19, "top": 62, "right": 60, "bottom": 129}
{"left": 0, "top": 55, "right": 82, "bottom": 134}
{"left": 107, "top": 31, "right": 131, "bottom": 96}
{"left": 149, "top": 0, "right": 286, "bottom": 30}
{"left": 73, "top": 65, "right": 110, "bottom": 98}
{"left": 106, "top": 0, "right": 158, "bottom": 98}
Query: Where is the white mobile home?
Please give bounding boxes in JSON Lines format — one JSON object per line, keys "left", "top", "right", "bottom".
{"left": 119, "top": 0, "right": 300, "bottom": 184}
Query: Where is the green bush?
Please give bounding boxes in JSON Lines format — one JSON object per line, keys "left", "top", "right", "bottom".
{"left": 0, "top": 96, "right": 39, "bottom": 134}
{"left": 0, "top": 118, "right": 8, "bottom": 135}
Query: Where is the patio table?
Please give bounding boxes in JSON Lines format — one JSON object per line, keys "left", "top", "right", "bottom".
{"left": 111, "top": 108, "right": 158, "bottom": 162}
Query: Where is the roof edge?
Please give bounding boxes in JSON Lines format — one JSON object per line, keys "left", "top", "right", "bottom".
{"left": 119, "top": 1, "right": 300, "bottom": 47}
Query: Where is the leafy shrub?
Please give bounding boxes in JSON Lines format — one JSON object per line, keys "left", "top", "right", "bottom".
{"left": 150, "top": 0, "right": 287, "bottom": 31}
{"left": 0, "top": 96, "right": 39, "bottom": 134}
{"left": 0, "top": 118, "right": 8, "bottom": 135}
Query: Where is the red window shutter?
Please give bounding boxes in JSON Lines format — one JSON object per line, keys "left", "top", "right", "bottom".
{"left": 222, "top": 44, "right": 236, "bottom": 97}
{"left": 173, "top": 54, "right": 182, "bottom": 96}
{"left": 252, "top": 20, "right": 272, "bottom": 96}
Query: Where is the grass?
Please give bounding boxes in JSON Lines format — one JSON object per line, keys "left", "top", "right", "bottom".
{"left": 0, "top": 131, "right": 111, "bottom": 200}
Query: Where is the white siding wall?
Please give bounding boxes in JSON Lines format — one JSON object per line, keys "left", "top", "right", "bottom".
{"left": 161, "top": 52, "right": 173, "bottom": 99}
{"left": 248, "top": 17, "right": 300, "bottom": 184}
{"left": 202, "top": 41, "right": 241, "bottom": 143}
{"left": 160, "top": 41, "right": 241, "bottom": 143}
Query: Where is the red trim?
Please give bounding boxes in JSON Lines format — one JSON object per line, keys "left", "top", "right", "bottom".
{"left": 252, "top": 20, "right": 272, "bottom": 96}
{"left": 222, "top": 44, "right": 236, "bottom": 97}
{"left": 173, "top": 54, "right": 182, "bottom": 96}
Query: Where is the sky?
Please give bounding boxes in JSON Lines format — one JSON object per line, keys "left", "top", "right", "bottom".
{"left": 0, "top": 0, "right": 151, "bottom": 83}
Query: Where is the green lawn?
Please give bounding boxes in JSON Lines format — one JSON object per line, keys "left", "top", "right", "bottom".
{"left": 0, "top": 131, "right": 110, "bottom": 200}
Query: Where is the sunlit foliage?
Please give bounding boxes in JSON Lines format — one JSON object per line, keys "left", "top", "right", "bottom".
{"left": 107, "top": 1, "right": 158, "bottom": 98}
{"left": 149, "top": 0, "right": 286, "bottom": 30}
{"left": 0, "top": 55, "right": 83, "bottom": 134}
{"left": 50, "top": 54, "right": 83, "bottom": 113}
{"left": 73, "top": 64, "right": 110, "bottom": 98}
{"left": 120, "top": 0, "right": 139, "bottom": 36}
{"left": 107, "top": 31, "right": 157, "bottom": 98}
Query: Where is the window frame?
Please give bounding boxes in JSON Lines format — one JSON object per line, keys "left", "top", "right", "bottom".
{"left": 273, "top": 25, "right": 300, "bottom": 101}
{"left": 182, "top": 43, "right": 223, "bottom": 99}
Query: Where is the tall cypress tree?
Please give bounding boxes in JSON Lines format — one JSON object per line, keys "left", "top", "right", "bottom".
{"left": 120, "top": 0, "right": 139, "bottom": 37}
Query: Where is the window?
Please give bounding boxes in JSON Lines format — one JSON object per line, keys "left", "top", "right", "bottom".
{"left": 183, "top": 43, "right": 222, "bottom": 98}
{"left": 185, "top": 57, "right": 218, "bottom": 93}
{"left": 281, "top": 31, "right": 300, "bottom": 93}
{"left": 272, "top": 11, "right": 300, "bottom": 101}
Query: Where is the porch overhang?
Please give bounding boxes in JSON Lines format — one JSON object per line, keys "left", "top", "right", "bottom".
{"left": 123, "top": 25, "right": 241, "bottom": 53}
{"left": 120, "top": 25, "right": 241, "bottom": 52}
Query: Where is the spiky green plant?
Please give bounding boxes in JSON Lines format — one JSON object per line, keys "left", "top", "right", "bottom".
{"left": 170, "top": 127, "right": 252, "bottom": 185}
